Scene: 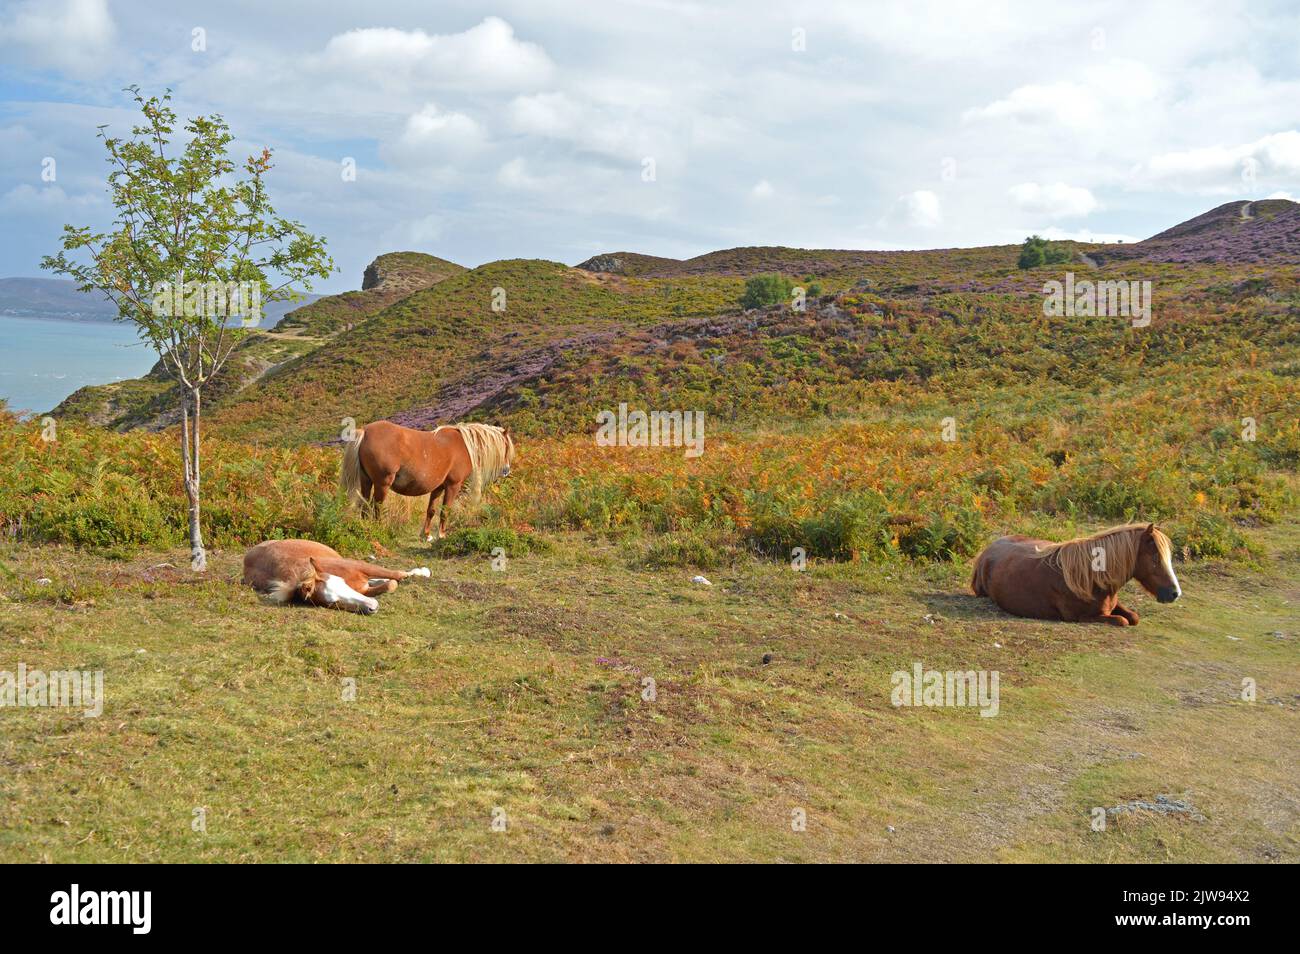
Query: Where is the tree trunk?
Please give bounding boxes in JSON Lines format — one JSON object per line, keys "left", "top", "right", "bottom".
{"left": 182, "top": 386, "right": 206, "bottom": 571}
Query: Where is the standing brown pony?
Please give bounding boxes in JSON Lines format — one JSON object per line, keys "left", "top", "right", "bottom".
{"left": 971, "top": 523, "right": 1180, "bottom": 625}
{"left": 340, "top": 420, "right": 515, "bottom": 541}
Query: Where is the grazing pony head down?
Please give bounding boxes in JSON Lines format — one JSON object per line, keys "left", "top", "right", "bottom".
{"left": 1033, "top": 523, "right": 1180, "bottom": 603}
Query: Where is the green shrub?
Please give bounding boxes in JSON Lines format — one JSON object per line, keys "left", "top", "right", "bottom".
{"left": 892, "top": 508, "right": 987, "bottom": 562}
{"left": 749, "top": 492, "right": 892, "bottom": 562}
{"left": 436, "top": 526, "right": 551, "bottom": 557}
{"left": 29, "top": 486, "right": 174, "bottom": 550}
{"left": 310, "top": 493, "right": 386, "bottom": 555}
{"left": 554, "top": 477, "right": 643, "bottom": 532}
{"left": 1017, "top": 235, "right": 1070, "bottom": 269}
{"left": 640, "top": 528, "right": 736, "bottom": 569}
{"left": 740, "top": 274, "right": 794, "bottom": 309}
{"left": 1170, "top": 512, "right": 1250, "bottom": 560}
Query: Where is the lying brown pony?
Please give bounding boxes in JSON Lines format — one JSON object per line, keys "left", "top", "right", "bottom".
{"left": 242, "top": 540, "right": 430, "bottom": 614}
{"left": 971, "top": 523, "right": 1180, "bottom": 625}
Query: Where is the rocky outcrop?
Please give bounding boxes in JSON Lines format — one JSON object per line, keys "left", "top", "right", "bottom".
{"left": 362, "top": 251, "right": 464, "bottom": 294}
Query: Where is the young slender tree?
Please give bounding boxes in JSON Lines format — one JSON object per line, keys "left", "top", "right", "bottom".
{"left": 43, "top": 88, "right": 333, "bottom": 569}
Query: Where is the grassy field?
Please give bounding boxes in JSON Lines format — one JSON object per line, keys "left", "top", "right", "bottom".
{"left": 1, "top": 514, "right": 1295, "bottom": 863}
{"left": 4, "top": 205, "right": 1297, "bottom": 862}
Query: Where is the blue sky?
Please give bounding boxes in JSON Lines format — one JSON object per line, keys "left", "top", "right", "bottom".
{"left": 1, "top": 0, "right": 1298, "bottom": 293}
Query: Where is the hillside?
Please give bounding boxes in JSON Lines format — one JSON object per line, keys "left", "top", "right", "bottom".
{"left": 51, "top": 252, "right": 464, "bottom": 428}
{"left": 51, "top": 201, "right": 1298, "bottom": 442}
{"left": 205, "top": 260, "right": 738, "bottom": 443}
{"left": 576, "top": 200, "right": 1300, "bottom": 276}
{"left": 202, "top": 244, "right": 1056, "bottom": 444}
{"left": 1103, "top": 198, "right": 1300, "bottom": 264}
{"left": 179, "top": 203, "right": 1297, "bottom": 447}
{"left": 576, "top": 245, "right": 1011, "bottom": 279}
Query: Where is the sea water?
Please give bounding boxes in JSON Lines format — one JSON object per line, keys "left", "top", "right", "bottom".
{"left": 0, "top": 315, "right": 158, "bottom": 417}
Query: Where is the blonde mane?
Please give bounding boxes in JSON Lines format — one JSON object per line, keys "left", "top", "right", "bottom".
{"left": 437, "top": 423, "right": 512, "bottom": 500}
{"left": 1031, "top": 524, "right": 1171, "bottom": 601}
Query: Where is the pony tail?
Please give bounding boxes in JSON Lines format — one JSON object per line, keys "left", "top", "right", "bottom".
{"left": 339, "top": 428, "right": 367, "bottom": 508}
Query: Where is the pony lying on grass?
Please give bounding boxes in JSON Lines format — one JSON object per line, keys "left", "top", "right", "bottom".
{"left": 971, "top": 523, "right": 1180, "bottom": 625}
{"left": 340, "top": 420, "right": 515, "bottom": 542}
{"left": 242, "top": 540, "right": 430, "bottom": 615}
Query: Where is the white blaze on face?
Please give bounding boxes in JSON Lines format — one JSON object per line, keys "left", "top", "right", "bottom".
{"left": 1162, "top": 549, "right": 1181, "bottom": 597}
{"left": 321, "top": 574, "right": 379, "bottom": 614}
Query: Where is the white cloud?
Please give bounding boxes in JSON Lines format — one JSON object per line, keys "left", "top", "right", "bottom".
{"left": 963, "top": 60, "right": 1162, "bottom": 134}
{"left": 507, "top": 91, "right": 582, "bottom": 137}
{"left": 319, "top": 17, "right": 553, "bottom": 92}
{"left": 1008, "top": 182, "right": 1098, "bottom": 218}
{"left": 386, "top": 103, "right": 485, "bottom": 166}
{"left": 405, "top": 214, "right": 442, "bottom": 244}
{"left": 497, "top": 157, "right": 543, "bottom": 190}
{"left": 2, "top": 1, "right": 1300, "bottom": 287}
{"left": 0, "top": 182, "right": 100, "bottom": 212}
{"left": 886, "top": 190, "right": 942, "bottom": 228}
{"left": 1137, "top": 130, "right": 1300, "bottom": 193}
{"left": 824, "top": 0, "right": 1091, "bottom": 61}
{"left": 506, "top": 91, "right": 671, "bottom": 164}
{"left": 964, "top": 80, "right": 1098, "bottom": 128}
{"left": 0, "top": 0, "right": 114, "bottom": 74}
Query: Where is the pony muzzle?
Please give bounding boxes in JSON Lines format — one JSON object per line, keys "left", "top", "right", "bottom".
{"left": 1156, "top": 586, "right": 1180, "bottom": 603}
{"left": 321, "top": 573, "right": 379, "bottom": 614}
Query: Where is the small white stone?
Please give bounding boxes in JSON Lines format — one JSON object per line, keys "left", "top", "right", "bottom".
{"left": 691, "top": 575, "right": 712, "bottom": 586}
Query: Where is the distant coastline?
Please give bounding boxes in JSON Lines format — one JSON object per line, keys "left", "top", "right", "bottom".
{"left": 0, "top": 276, "right": 321, "bottom": 327}
{"left": 1, "top": 308, "right": 120, "bottom": 324}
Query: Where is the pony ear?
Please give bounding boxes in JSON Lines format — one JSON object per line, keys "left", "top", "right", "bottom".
{"left": 298, "top": 558, "right": 323, "bottom": 598}
{"left": 1145, "top": 522, "right": 1155, "bottom": 534}
{"left": 309, "top": 557, "right": 331, "bottom": 584}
